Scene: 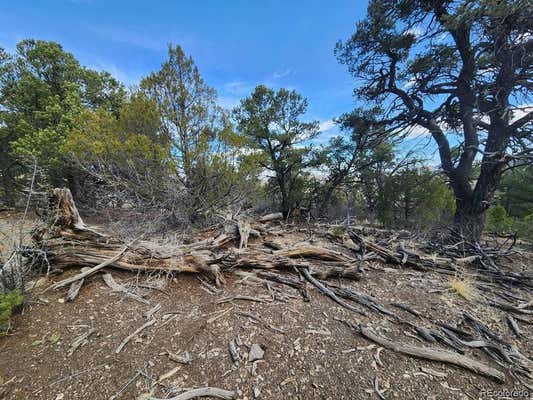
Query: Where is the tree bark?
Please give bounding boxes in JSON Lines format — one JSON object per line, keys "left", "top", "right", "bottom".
{"left": 452, "top": 199, "right": 486, "bottom": 243}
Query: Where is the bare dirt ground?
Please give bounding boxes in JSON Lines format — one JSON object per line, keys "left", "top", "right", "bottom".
{"left": 0, "top": 211, "right": 532, "bottom": 400}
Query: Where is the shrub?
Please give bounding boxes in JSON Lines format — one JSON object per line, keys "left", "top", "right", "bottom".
{"left": 330, "top": 226, "right": 346, "bottom": 237}
{"left": 449, "top": 277, "right": 477, "bottom": 301}
{"left": 513, "top": 213, "right": 533, "bottom": 240}
{"left": 0, "top": 289, "right": 23, "bottom": 334}
{"left": 486, "top": 204, "right": 511, "bottom": 234}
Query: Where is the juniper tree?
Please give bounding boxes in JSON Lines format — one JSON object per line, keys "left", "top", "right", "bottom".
{"left": 336, "top": 0, "right": 533, "bottom": 241}
{"left": 233, "top": 85, "right": 320, "bottom": 216}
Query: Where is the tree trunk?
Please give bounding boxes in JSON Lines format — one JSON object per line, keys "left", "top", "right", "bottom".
{"left": 451, "top": 160, "right": 503, "bottom": 243}
{"left": 319, "top": 185, "right": 335, "bottom": 217}
{"left": 277, "top": 173, "right": 290, "bottom": 218}
{"left": 452, "top": 199, "right": 486, "bottom": 243}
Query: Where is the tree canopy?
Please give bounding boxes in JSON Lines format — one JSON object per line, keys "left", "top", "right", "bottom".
{"left": 336, "top": 0, "right": 533, "bottom": 240}
{"left": 0, "top": 40, "right": 125, "bottom": 201}
{"left": 233, "top": 85, "right": 320, "bottom": 216}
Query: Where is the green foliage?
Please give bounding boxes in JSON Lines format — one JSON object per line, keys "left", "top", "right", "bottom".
{"left": 330, "top": 226, "right": 346, "bottom": 236}
{"left": 336, "top": 0, "right": 532, "bottom": 241}
{"left": 64, "top": 107, "right": 170, "bottom": 163}
{"left": 498, "top": 166, "right": 533, "bottom": 219}
{"left": 0, "top": 39, "right": 125, "bottom": 203}
{"left": 512, "top": 214, "right": 533, "bottom": 240}
{"left": 0, "top": 289, "right": 23, "bottom": 334}
{"left": 487, "top": 166, "right": 533, "bottom": 239}
{"left": 140, "top": 44, "right": 221, "bottom": 183}
{"left": 317, "top": 107, "right": 390, "bottom": 214}
{"left": 118, "top": 91, "right": 165, "bottom": 144}
{"left": 62, "top": 100, "right": 173, "bottom": 206}
{"left": 486, "top": 205, "right": 512, "bottom": 234}
{"left": 233, "top": 85, "right": 320, "bottom": 215}
{"left": 375, "top": 166, "right": 455, "bottom": 228}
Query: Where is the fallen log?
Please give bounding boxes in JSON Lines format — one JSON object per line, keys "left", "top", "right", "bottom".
{"left": 349, "top": 231, "right": 426, "bottom": 271}
{"left": 37, "top": 189, "right": 225, "bottom": 283}
{"left": 275, "top": 245, "right": 352, "bottom": 262}
{"left": 47, "top": 244, "right": 133, "bottom": 291}
{"left": 34, "top": 189, "right": 364, "bottom": 292}
{"left": 258, "top": 212, "right": 283, "bottom": 223}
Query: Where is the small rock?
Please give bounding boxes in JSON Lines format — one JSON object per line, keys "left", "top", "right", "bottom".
{"left": 249, "top": 344, "right": 264, "bottom": 362}
{"left": 253, "top": 387, "right": 261, "bottom": 398}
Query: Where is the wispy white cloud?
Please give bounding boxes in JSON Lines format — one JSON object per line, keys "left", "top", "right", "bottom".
{"left": 222, "top": 80, "right": 254, "bottom": 96}
{"left": 306, "top": 119, "right": 341, "bottom": 146}
{"left": 218, "top": 70, "right": 297, "bottom": 110}
{"left": 217, "top": 80, "right": 256, "bottom": 109}
{"left": 218, "top": 96, "right": 241, "bottom": 110}
{"left": 272, "top": 68, "right": 292, "bottom": 79}
{"left": 403, "top": 26, "right": 423, "bottom": 38}
{"left": 319, "top": 119, "right": 335, "bottom": 132}
{"left": 218, "top": 67, "right": 296, "bottom": 106}
{"left": 89, "top": 26, "right": 168, "bottom": 52}
{"left": 87, "top": 59, "right": 142, "bottom": 86}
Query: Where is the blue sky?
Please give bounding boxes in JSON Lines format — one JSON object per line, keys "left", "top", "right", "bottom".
{"left": 0, "top": 0, "right": 368, "bottom": 143}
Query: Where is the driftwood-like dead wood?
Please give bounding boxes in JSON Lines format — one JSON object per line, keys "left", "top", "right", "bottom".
{"left": 167, "top": 350, "right": 192, "bottom": 365}
{"left": 258, "top": 212, "right": 283, "bottom": 223}
{"left": 507, "top": 315, "right": 522, "bottom": 337}
{"left": 275, "top": 246, "right": 351, "bottom": 262}
{"left": 373, "top": 376, "right": 387, "bottom": 400}
{"left": 216, "top": 295, "right": 266, "bottom": 304}
{"left": 68, "top": 328, "right": 97, "bottom": 356}
{"left": 37, "top": 189, "right": 226, "bottom": 283}
{"left": 101, "top": 273, "right": 150, "bottom": 304}
{"left": 148, "top": 387, "right": 236, "bottom": 400}
{"left": 298, "top": 267, "right": 367, "bottom": 316}
{"left": 48, "top": 244, "right": 132, "bottom": 291}
{"left": 312, "top": 264, "right": 361, "bottom": 280}
{"left": 65, "top": 267, "right": 90, "bottom": 301}
{"left": 349, "top": 231, "right": 427, "bottom": 271}
{"left": 329, "top": 285, "right": 396, "bottom": 317}
{"left": 353, "top": 324, "right": 506, "bottom": 383}
{"left": 34, "top": 189, "right": 363, "bottom": 293}
{"left": 228, "top": 250, "right": 361, "bottom": 281}
{"left": 238, "top": 220, "right": 251, "bottom": 249}
{"left": 390, "top": 303, "right": 421, "bottom": 317}
{"left": 236, "top": 311, "right": 286, "bottom": 334}
{"left": 144, "top": 303, "right": 162, "bottom": 319}
{"left": 116, "top": 318, "right": 156, "bottom": 353}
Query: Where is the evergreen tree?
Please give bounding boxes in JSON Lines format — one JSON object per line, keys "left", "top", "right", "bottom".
{"left": 233, "top": 85, "right": 320, "bottom": 216}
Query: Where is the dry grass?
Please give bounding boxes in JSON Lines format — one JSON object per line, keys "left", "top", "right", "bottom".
{"left": 449, "top": 276, "right": 478, "bottom": 301}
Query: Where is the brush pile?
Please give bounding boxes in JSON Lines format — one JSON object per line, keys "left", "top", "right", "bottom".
{"left": 24, "top": 188, "right": 533, "bottom": 387}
